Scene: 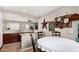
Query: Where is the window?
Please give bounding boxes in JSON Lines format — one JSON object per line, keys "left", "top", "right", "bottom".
{"left": 9, "top": 23, "right": 19, "bottom": 30}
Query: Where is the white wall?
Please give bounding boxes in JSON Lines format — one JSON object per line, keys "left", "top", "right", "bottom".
{"left": 38, "top": 6, "right": 79, "bottom": 40}
{"left": 0, "top": 11, "right": 3, "bottom": 48}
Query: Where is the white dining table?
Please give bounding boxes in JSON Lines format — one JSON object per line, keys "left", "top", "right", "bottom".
{"left": 37, "top": 37, "right": 79, "bottom": 52}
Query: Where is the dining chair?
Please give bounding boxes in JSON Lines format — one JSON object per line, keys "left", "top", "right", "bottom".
{"left": 52, "top": 31, "right": 61, "bottom": 37}
{"left": 37, "top": 31, "right": 45, "bottom": 39}
{"left": 30, "top": 33, "right": 44, "bottom": 52}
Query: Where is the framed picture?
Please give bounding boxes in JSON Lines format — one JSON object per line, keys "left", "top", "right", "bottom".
{"left": 49, "top": 21, "right": 55, "bottom": 31}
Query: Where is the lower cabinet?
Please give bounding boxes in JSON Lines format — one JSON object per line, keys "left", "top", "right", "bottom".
{"left": 3, "top": 33, "right": 21, "bottom": 44}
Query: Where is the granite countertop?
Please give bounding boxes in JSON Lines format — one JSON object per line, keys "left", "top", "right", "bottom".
{"left": 3, "top": 30, "right": 34, "bottom": 34}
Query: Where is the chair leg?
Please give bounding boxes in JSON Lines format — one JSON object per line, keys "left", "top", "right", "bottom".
{"left": 32, "top": 45, "right": 36, "bottom": 52}
{"left": 30, "top": 34, "right": 36, "bottom": 52}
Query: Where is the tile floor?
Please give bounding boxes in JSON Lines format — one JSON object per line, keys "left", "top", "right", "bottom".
{"left": 0, "top": 42, "right": 40, "bottom": 52}
{"left": 0, "top": 42, "right": 21, "bottom": 52}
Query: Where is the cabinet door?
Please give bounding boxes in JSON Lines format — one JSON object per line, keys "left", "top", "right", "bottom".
{"left": 3, "top": 33, "right": 20, "bottom": 44}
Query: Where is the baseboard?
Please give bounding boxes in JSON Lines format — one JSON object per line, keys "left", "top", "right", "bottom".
{"left": 20, "top": 45, "right": 37, "bottom": 52}
{"left": 20, "top": 47, "right": 33, "bottom": 52}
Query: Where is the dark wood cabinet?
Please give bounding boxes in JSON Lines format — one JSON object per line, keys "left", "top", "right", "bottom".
{"left": 3, "top": 33, "right": 21, "bottom": 44}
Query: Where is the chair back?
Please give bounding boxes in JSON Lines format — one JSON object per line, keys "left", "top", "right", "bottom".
{"left": 52, "top": 31, "right": 61, "bottom": 37}
{"left": 37, "top": 31, "right": 45, "bottom": 39}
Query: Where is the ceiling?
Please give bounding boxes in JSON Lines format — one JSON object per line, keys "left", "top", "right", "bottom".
{"left": 0, "top": 6, "right": 60, "bottom": 18}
